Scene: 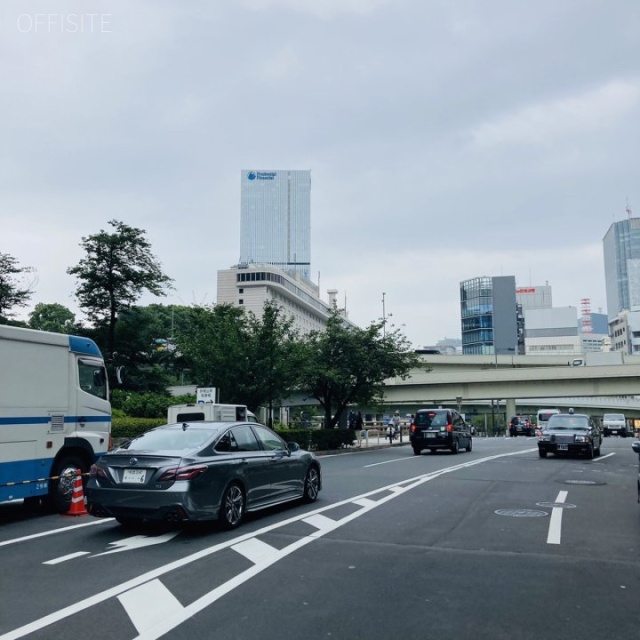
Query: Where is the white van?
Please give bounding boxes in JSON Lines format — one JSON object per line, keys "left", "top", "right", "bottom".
{"left": 536, "top": 409, "right": 560, "bottom": 431}
{"left": 602, "top": 413, "right": 627, "bottom": 437}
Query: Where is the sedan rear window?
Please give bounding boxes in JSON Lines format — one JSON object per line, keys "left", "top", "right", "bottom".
{"left": 123, "top": 427, "right": 217, "bottom": 452}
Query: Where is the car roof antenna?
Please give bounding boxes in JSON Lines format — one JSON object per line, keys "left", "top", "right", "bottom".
{"left": 182, "top": 422, "right": 189, "bottom": 431}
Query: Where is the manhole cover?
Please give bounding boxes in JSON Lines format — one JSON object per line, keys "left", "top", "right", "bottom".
{"left": 563, "top": 479, "right": 605, "bottom": 485}
{"left": 536, "top": 502, "right": 577, "bottom": 509}
{"left": 495, "top": 509, "right": 549, "bottom": 518}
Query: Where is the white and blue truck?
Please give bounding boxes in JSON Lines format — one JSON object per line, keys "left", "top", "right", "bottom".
{"left": 0, "top": 325, "right": 111, "bottom": 512}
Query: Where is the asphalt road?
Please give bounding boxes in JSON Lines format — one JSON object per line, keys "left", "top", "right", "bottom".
{"left": 1, "top": 436, "right": 638, "bottom": 640}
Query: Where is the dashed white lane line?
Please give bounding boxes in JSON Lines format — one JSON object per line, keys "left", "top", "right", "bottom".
{"left": 43, "top": 552, "right": 90, "bottom": 565}
{"left": 118, "top": 580, "right": 184, "bottom": 635}
{"left": 0, "top": 518, "right": 113, "bottom": 548}
{"left": 547, "top": 490, "right": 568, "bottom": 545}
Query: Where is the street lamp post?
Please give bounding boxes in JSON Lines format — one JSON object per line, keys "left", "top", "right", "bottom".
{"left": 382, "top": 292, "right": 386, "bottom": 338}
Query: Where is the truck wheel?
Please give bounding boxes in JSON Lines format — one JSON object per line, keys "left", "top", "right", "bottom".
{"left": 450, "top": 439, "right": 459, "bottom": 454}
{"left": 585, "top": 444, "right": 594, "bottom": 460}
{"left": 538, "top": 449, "right": 547, "bottom": 458}
{"left": 412, "top": 446, "right": 421, "bottom": 456}
{"left": 48, "top": 455, "right": 87, "bottom": 514}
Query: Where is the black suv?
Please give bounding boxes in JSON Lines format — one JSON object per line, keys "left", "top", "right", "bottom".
{"left": 410, "top": 408, "right": 472, "bottom": 455}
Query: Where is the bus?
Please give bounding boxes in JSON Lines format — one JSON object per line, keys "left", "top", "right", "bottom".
{"left": 0, "top": 325, "right": 111, "bottom": 512}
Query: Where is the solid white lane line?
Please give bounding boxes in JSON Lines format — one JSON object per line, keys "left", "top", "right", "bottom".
{"left": 43, "top": 552, "right": 90, "bottom": 565}
{"left": 597, "top": 453, "right": 616, "bottom": 461}
{"left": 118, "top": 580, "right": 184, "bottom": 635}
{"left": 0, "top": 518, "right": 113, "bottom": 548}
{"left": 232, "top": 538, "right": 279, "bottom": 565}
{"left": 546, "top": 490, "right": 568, "bottom": 545}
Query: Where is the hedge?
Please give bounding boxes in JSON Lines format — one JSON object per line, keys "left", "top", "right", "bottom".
{"left": 111, "top": 418, "right": 356, "bottom": 451}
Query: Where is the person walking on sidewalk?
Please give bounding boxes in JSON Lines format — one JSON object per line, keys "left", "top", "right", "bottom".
{"left": 387, "top": 421, "right": 395, "bottom": 445}
{"left": 392, "top": 411, "right": 402, "bottom": 443}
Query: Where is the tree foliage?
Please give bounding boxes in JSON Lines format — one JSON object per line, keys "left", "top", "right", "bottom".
{"left": 176, "top": 302, "right": 303, "bottom": 415}
{"left": 0, "top": 252, "right": 34, "bottom": 322}
{"left": 297, "top": 311, "right": 422, "bottom": 429}
{"left": 28, "top": 302, "right": 76, "bottom": 334}
{"left": 67, "top": 220, "right": 173, "bottom": 358}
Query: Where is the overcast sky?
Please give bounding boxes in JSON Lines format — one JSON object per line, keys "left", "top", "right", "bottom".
{"left": 2, "top": 0, "right": 639, "bottom": 348}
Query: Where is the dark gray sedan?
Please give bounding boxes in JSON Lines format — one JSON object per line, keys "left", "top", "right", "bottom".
{"left": 86, "top": 421, "right": 321, "bottom": 529}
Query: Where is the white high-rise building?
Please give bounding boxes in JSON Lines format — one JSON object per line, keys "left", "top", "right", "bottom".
{"left": 240, "top": 170, "right": 311, "bottom": 279}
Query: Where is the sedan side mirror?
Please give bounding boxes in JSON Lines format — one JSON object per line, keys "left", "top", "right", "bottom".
{"left": 632, "top": 441, "right": 640, "bottom": 455}
{"left": 288, "top": 442, "right": 300, "bottom": 453}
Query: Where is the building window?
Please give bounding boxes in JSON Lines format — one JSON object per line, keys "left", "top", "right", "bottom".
{"left": 239, "top": 299, "right": 244, "bottom": 305}
{"left": 239, "top": 288, "right": 244, "bottom": 294}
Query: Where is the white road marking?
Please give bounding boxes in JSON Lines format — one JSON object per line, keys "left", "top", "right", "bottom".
{"left": 0, "top": 518, "right": 113, "bottom": 548}
{"left": 597, "top": 452, "right": 616, "bottom": 461}
{"left": 232, "top": 538, "right": 279, "bottom": 565}
{"left": 43, "top": 552, "right": 90, "bottom": 565}
{"left": 546, "top": 490, "right": 568, "bottom": 545}
{"left": 303, "top": 513, "right": 340, "bottom": 534}
{"left": 352, "top": 498, "right": 377, "bottom": 508}
{"left": 0, "top": 448, "right": 538, "bottom": 640}
{"left": 90, "top": 532, "right": 179, "bottom": 557}
{"left": 118, "top": 579, "right": 184, "bottom": 635}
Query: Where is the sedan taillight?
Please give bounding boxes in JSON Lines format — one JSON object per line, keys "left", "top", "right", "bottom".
{"left": 446, "top": 424, "right": 453, "bottom": 432}
{"left": 90, "top": 464, "right": 108, "bottom": 479}
{"left": 158, "top": 465, "right": 208, "bottom": 482}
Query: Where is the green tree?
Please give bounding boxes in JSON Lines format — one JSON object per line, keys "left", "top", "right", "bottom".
{"left": 28, "top": 302, "right": 76, "bottom": 333}
{"left": 298, "top": 310, "right": 422, "bottom": 429}
{"left": 0, "top": 252, "right": 34, "bottom": 322}
{"left": 67, "top": 220, "right": 174, "bottom": 358}
{"left": 107, "top": 304, "right": 195, "bottom": 393}
{"left": 177, "top": 304, "right": 251, "bottom": 405}
{"left": 244, "top": 300, "right": 304, "bottom": 427}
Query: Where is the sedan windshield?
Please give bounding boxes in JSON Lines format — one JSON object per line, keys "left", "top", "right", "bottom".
{"left": 547, "top": 416, "right": 589, "bottom": 430}
{"left": 122, "top": 426, "right": 218, "bottom": 452}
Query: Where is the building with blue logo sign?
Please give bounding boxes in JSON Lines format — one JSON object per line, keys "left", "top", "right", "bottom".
{"left": 240, "top": 170, "right": 311, "bottom": 280}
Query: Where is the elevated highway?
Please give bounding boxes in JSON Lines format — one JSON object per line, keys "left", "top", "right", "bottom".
{"left": 383, "top": 355, "right": 640, "bottom": 418}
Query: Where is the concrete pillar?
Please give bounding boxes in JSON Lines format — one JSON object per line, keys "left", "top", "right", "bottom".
{"left": 506, "top": 398, "right": 516, "bottom": 421}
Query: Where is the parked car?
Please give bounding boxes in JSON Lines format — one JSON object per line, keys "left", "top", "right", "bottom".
{"left": 632, "top": 440, "right": 640, "bottom": 503}
{"left": 86, "top": 421, "right": 321, "bottom": 529}
{"left": 509, "top": 415, "right": 535, "bottom": 437}
{"left": 602, "top": 413, "right": 628, "bottom": 437}
{"left": 410, "top": 408, "right": 472, "bottom": 455}
{"left": 538, "top": 411, "right": 602, "bottom": 459}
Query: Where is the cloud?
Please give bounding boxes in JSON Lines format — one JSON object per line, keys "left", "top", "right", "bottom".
{"left": 470, "top": 79, "right": 640, "bottom": 147}
{"left": 241, "top": 0, "right": 391, "bottom": 18}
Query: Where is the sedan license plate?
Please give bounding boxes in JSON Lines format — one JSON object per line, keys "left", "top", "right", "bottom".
{"left": 122, "top": 469, "right": 146, "bottom": 484}
{"left": 611, "top": 430, "right": 618, "bottom": 435}
{"left": 557, "top": 444, "right": 568, "bottom": 451}
{"left": 424, "top": 432, "right": 436, "bottom": 438}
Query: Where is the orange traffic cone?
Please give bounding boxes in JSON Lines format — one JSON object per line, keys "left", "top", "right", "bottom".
{"left": 66, "top": 469, "right": 88, "bottom": 516}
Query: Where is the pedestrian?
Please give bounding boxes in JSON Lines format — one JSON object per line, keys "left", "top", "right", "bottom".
{"left": 392, "top": 411, "right": 402, "bottom": 442}
{"left": 355, "top": 411, "right": 364, "bottom": 431}
{"left": 387, "top": 422, "right": 395, "bottom": 445}
{"left": 348, "top": 410, "right": 356, "bottom": 430}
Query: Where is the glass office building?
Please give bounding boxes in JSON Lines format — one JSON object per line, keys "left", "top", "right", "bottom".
{"left": 240, "top": 170, "right": 311, "bottom": 280}
{"left": 460, "top": 276, "right": 518, "bottom": 355}
{"left": 603, "top": 217, "right": 640, "bottom": 319}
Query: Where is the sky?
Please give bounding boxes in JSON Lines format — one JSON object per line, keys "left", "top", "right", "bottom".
{"left": 2, "top": 0, "right": 639, "bottom": 348}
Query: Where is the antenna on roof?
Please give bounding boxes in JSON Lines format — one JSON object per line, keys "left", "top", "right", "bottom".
{"left": 626, "top": 198, "right": 633, "bottom": 219}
